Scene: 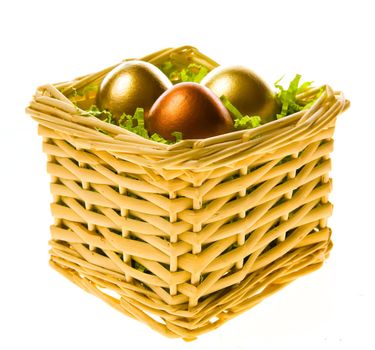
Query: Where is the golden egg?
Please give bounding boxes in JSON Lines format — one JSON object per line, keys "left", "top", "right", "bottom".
{"left": 201, "top": 66, "right": 280, "bottom": 123}
{"left": 96, "top": 60, "right": 172, "bottom": 120}
{"left": 146, "top": 82, "right": 233, "bottom": 141}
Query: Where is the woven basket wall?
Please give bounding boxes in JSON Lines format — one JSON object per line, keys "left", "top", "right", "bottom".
{"left": 26, "top": 46, "right": 349, "bottom": 341}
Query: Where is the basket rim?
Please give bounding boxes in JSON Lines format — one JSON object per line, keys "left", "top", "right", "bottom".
{"left": 26, "top": 47, "right": 349, "bottom": 170}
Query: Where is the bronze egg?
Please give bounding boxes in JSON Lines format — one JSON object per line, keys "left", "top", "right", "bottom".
{"left": 146, "top": 82, "right": 234, "bottom": 141}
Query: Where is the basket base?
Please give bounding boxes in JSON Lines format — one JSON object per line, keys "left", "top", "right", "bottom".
{"left": 49, "top": 239, "right": 332, "bottom": 340}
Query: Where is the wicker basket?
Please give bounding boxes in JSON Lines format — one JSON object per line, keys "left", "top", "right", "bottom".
{"left": 26, "top": 46, "right": 349, "bottom": 341}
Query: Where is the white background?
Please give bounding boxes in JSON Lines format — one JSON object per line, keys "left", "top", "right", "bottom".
{"left": 1, "top": 1, "right": 374, "bottom": 349}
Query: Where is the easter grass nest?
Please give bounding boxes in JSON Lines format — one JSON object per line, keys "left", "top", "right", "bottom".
{"left": 62, "top": 46, "right": 325, "bottom": 145}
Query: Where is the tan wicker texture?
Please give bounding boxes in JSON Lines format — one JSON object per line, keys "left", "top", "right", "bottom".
{"left": 26, "top": 46, "right": 349, "bottom": 341}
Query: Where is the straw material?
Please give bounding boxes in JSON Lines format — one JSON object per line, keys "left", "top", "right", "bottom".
{"left": 26, "top": 46, "right": 349, "bottom": 340}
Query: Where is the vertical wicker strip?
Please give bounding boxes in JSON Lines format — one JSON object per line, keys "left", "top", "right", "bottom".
{"left": 26, "top": 46, "right": 349, "bottom": 341}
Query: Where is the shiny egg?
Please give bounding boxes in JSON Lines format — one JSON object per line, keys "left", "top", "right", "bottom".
{"left": 96, "top": 60, "right": 172, "bottom": 120}
{"left": 146, "top": 82, "right": 234, "bottom": 140}
{"left": 201, "top": 65, "right": 280, "bottom": 123}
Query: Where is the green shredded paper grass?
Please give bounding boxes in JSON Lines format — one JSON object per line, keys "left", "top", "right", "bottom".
{"left": 160, "top": 62, "right": 208, "bottom": 83}
{"left": 220, "top": 95, "right": 261, "bottom": 130}
{"left": 274, "top": 74, "right": 323, "bottom": 119}
{"left": 84, "top": 105, "right": 182, "bottom": 144}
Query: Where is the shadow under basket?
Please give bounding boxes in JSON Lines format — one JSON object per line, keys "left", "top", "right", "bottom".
{"left": 26, "top": 46, "right": 349, "bottom": 341}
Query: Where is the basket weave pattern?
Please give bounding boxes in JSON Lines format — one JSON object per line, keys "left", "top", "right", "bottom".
{"left": 26, "top": 48, "right": 348, "bottom": 340}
